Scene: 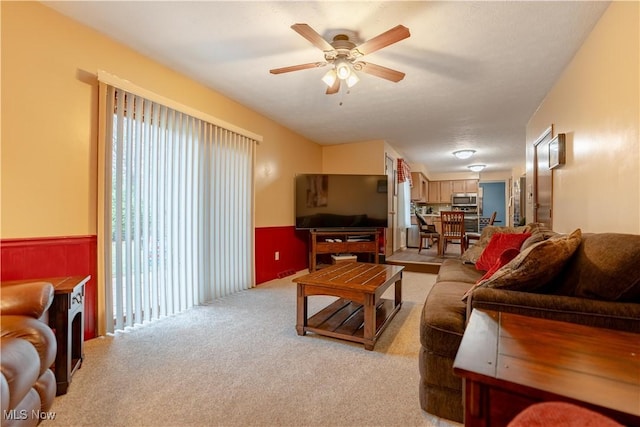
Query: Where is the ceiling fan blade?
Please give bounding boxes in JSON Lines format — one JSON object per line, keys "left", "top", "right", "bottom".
{"left": 270, "top": 62, "right": 327, "bottom": 74}
{"left": 355, "top": 62, "right": 406, "bottom": 82}
{"left": 352, "top": 25, "right": 410, "bottom": 57}
{"left": 326, "top": 78, "right": 340, "bottom": 95}
{"left": 291, "top": 23, "right": 335, "bottom": 52}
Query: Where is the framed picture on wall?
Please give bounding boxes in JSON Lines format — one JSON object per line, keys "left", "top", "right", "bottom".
{"left": 548, "top": 133, "right": 566, "bottom": 169}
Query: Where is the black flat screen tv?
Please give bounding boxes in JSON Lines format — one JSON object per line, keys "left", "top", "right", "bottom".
{"left": 294, "top": 174, "right": 389, "bottom": 230}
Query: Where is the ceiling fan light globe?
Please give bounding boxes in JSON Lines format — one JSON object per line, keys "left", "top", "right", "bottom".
{"left": 335, "top": 59, "right": 351, "bottom": 80}
{"left": 345, "top": 72, "right": 359, "bottom": 88}
{"left": 322, "top": 69, "right": 337, "bottom": 87}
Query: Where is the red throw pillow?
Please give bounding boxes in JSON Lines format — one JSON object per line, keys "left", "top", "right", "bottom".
{"left": 462, "top": 248, "right": 521, "bottom": 302}
{"left": 477, "top": 248, "right": 521, "bottom": 282}
{"left": 475, "top": 232, "right": 532, "bottom": 271}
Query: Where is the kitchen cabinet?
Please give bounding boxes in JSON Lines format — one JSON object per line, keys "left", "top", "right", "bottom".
{"left": 427, "top": 180, "right": 452, "bottom": 203}
{"left": 427, "top": 181, "right": 441, "bottom": 203}
{"left": 452, "top": 179, "right": 478, "bottom": 193}
{"left": 464, "top": 179, "right": 478, "bottom": 193}
{"left": 451, "top": 180, "right": 466, "bottom": 193}
{"left": 428, "top": 179, "right": 478, "bottom": 204}
{"left": 410, "top": 172, "right": 428, "bottom": 202}
{"left": 439, "top": 180, "right": 453, "bottom": 203}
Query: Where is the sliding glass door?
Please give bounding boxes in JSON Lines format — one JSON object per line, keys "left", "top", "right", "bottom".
{"left": 99, "top": 81, "right": 257, "bottom": 333}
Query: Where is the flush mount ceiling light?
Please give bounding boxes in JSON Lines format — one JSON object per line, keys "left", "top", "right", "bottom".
{"left": 468, "top": 164, "right": 486, "bottom": 172}
{"left": 453, "top": 149, "right": 476, "bottom": 160}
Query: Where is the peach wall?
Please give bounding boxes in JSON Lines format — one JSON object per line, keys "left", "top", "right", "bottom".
{"left": 1, "top": 1, "right": 321, "bottom": 238}
{"left": 526, "top": 2, "right": 639, "bottom": 234}
{"left": 321, "top": 140, "right": 387, "bottom": 174}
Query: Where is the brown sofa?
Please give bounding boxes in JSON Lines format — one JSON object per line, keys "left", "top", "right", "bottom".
{"left": 1, "top": 281, "right": 57, "bottom": 427}
{"left": 418, "top": 226, "right": 640, "bottom": 423}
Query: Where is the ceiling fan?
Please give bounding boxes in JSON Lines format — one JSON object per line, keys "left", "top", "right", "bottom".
{"left": 270, "top": 23, "right": 410, "bottom": 94}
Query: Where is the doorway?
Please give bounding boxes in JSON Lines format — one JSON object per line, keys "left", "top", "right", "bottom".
{"left": 385, "top": 154, "right": 395, "bottom": 257}
{"left": 480, "top": 182, "right": 506, "bottom": 226}
{"left": 533, "top": 126, "right": 553, "bottom": 228}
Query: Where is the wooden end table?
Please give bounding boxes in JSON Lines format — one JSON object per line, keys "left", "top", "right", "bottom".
{"left": 453, "top": 309, "right": 640, "bottom": 426}
{"left": 293, "top": 262, "right": 403, "bottom": 350}
{"left": 48, "top": 275, "right": 90, "bottom": 395}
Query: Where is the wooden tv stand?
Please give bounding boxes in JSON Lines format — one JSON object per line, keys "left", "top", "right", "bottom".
{"left": 308, "top": 230, "right": 380, "bottom": 272}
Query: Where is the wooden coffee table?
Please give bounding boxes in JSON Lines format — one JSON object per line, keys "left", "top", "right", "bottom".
{"left": 294, "top": 262, "right": 404, "bottom": 350}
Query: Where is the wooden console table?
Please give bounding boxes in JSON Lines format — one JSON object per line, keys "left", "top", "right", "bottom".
{"left": 309, "top": 230, "right": 380, "bottom": 272}
{"left": 453, "top": 309, "right": 640, "bottom": 427}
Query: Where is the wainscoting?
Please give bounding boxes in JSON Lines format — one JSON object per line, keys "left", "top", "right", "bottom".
{"left": 255, "top": 226, "right": 308, "bottom": 284}
{"left": 1, "top": 228, "right": 318, "bottom": 339}
{"left": 1, "top": 236, "right": 97, "bottom": 340}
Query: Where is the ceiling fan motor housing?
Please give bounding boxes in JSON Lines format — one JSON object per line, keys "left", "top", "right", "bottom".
{"left": 324, "top": 34, "right": 360, "bottom": 62}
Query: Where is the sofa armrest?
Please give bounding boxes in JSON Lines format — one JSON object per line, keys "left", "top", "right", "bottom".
{"left": 469, "top": 287, "right": 640, "bottom": 333}
{"left": 0, "top": 282, "right": 55, "bottom": 319}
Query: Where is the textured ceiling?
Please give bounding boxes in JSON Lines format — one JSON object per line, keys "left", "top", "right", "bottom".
{"left": 44, "top": 1, "right": 609, "bottom": 175}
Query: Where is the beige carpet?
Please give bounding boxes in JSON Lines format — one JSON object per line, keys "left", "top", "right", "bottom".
{"left": 50, "top": 270, "right": 460, "bottom": 427}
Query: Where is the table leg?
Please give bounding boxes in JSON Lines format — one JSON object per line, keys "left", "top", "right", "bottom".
{"left": 395, "top": 277, "right": 402, "bottom": 309}
{"left": 363, "top": 293, "right": 376, "bottom": 350}
{"left": 296, "top": 284, "right": 307, "bottom": 336}
{"left": 52, "top": 298, "right": 71, "bottom": 395}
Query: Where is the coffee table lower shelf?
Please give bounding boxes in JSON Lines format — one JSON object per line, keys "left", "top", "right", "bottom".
{"left": 303, "top": 297, "right": 400, "bottom": 347}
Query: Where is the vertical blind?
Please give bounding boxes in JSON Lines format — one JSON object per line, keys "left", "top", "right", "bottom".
{"left": 100, "top": 81, "right": 257, "bottom": 333}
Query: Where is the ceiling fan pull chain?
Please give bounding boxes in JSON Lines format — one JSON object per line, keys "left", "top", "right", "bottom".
{"left": 339, "top": 86, "right": 348, "bottom": 107}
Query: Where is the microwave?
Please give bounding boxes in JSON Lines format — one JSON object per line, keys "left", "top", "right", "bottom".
{"left": 452, "top": 193, "right": 477, "bottom": 206}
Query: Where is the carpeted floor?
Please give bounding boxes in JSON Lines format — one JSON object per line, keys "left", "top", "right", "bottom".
{"left": 49, "top": 270, "right": 461, "bottom": 427}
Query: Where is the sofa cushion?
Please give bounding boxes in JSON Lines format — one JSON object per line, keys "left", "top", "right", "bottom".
{"left": 419, "top": 347, "right": 463, "bottom": 422}
{"left": 0, "top": 316, "right": 57, "bottom": 375}
{"left": 471, "top": 287, "right": 640, "bottom": 333}
{"left": 420, "top": 281, "right": 471, "bottom": 358}
{"left": 478, "top": 229, "right": 582, "bottom": 293}
{"left": 563, "top": 233, "right": 640, "bottom": 302}
{"left": 436, "top": 259, "right": 484, "bottom": 284}
{"left": 0, "top": 337, "right": 40, "bottom": 409}
{"left": 520, "top": 223, "right": 559, "bottom": 251}
{"left": 475, "top": 232, "right": 532, "bottom": 271}
{"left": 461, "top": 225, "right": 530, "bottom": 264}
{"left": 0, "top": 282, "right": 54, "bottom": 318}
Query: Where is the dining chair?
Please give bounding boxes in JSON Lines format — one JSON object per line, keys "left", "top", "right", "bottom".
{"left": 416, "top": 213, "right": 440, "bottom": 253}
{"left": 439, "top": 211, "right": 467, "bottom": 256}
{"left": 465, "top": 211, "right": 497, "bottom": 247}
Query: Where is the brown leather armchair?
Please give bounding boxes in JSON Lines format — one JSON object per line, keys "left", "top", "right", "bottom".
{"left": 1, "top": 281, "right": 57, "bottom": 426}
